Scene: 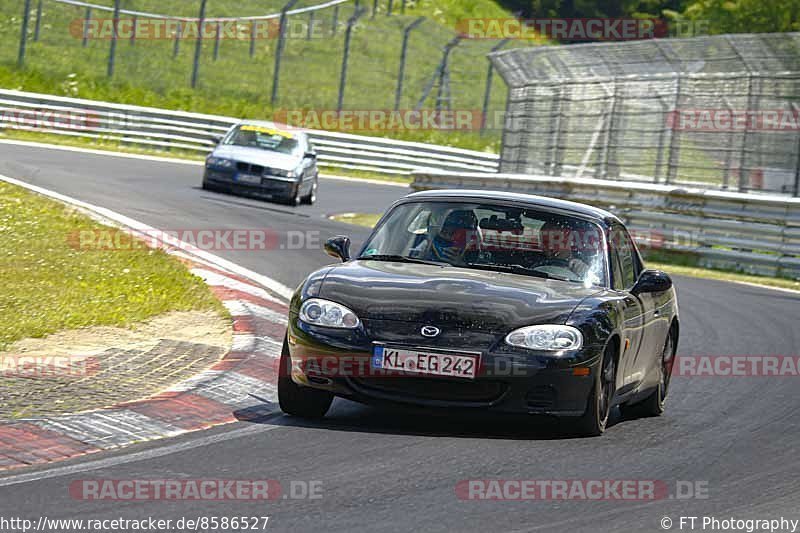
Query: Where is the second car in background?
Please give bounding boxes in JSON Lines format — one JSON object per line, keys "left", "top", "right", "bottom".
{"left": 202, "top": 121, "right": 319, "bottom": 206}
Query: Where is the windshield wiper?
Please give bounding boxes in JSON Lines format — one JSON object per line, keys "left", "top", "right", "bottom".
{"left": 463, "top": 262, "right": 577, "bottom": 282}
{"left": 358, "top": 254, "right": 445, "bottom": 266}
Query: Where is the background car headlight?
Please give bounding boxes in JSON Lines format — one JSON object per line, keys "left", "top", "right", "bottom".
{"left": 206, "top": 157, "right": 234, "bottom": 168}
{"left": 271, "top": 168, "right": 296, "bottom": 178}
{"left": 299, "top": 298, "right": 360, "bottom": 328}
{"left": 505, "top": 325, "right": 583, "bottom": 351}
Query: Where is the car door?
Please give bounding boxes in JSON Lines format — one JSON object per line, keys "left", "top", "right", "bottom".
{"left": 614, "top": 225, "right": 665, "bottom": 386}
{"left": 609, "top": 225, "right": 647, "bottom": 392}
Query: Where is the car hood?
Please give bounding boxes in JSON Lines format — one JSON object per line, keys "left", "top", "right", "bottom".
{"left": 317, "top": 260, "right": 602, "bottom": 332}
{"left": 211, "top": 145, "right": 301, "bottom": 171}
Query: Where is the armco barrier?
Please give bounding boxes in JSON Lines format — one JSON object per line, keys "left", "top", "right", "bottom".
{"left": 0, "top": 89, "right": 499, "bottom": 175}
{"left": 412, "top": 171, "right": 800, "bottom": 279}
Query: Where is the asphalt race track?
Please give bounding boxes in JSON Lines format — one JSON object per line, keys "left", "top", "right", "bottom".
{"left": 1, "top": 142, "right": 799, "bottom": 533}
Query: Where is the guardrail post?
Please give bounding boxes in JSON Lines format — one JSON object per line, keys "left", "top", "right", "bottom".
{"left": 394, "top": 17, "right": 425, "bottom": 111}
{"left": 213, "top": 21, "right": 221, "bottom": 60}
{"left": 130, "top": 16, "right": 137, "bottom": 45}
{"left": 33, "top": 0, "right": 43, "bottom": 42}
{"left": 82, "top": 6, "right": 91, "bottom": 48}
{"left": 271, "top": 0, "right": 299, "bottom": 106}
{"left": 191, "top": 0, "right": 208, "bottom": 89}
{"left": 337, "top": 7, "right": 366, "bottom": 112}
{"left": 18, "top": 0, "right": 32, "bottom": 68}
{"left": 173, "top": 20, "right": 182, "bottom": 58}
{"left": 480, "top": 39, "right": 509, "bottom": 134}
{"left": 107, "top": 0, "right": 121, "bottom": 77}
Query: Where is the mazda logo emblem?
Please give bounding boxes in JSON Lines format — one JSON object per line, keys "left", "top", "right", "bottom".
{"left": 421, "top": 326, "right": 440, "bottom": 337}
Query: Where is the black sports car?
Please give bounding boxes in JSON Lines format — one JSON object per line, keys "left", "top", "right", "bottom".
{"left": 279, "top": 190, "right": 679, "bottom": 436}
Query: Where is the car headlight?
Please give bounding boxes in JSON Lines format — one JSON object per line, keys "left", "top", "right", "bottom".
{"left": 299, "top": 298, "right": 360, "bottom": 328}
{"left": 271, "top": 168, "right": 296, "bottom": 178}
{"left": 206, "top": 157, "right": 234, "bottom": 168}
{"left": 505, "top": 325, "right": 583, "bottom": 351}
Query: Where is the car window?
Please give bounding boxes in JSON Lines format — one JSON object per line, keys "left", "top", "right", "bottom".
{"left": 360, "top": 201, "right": 607, "bottom": 287}
{"left": 610, "top": 225, "right": 640, "bottom": 290}
{"left": 223, "top": 125, "right": 299, "bottom": 154}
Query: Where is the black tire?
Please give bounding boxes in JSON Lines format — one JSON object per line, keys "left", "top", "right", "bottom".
{"left": 282, "top": 184, "right": 302, "bottom": 207}
{"left": 201, "top": 180, "right": 215, "bottom": 191}
{"left": 574, "top": 344, "right": 617, "bottom": 437}
{"left": 301, "top": 178, "right": 318, "bottom": 205}
{"left": 278, "top": 335, "right": 333, "bottom": 418}
{"left": 621, "top": 329, "right": 676, "bottom": 419}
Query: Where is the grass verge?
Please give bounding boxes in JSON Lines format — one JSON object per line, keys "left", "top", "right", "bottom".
{"left": 0, "top": 180, "right": 226, "bottom": 351}
{"left": 330, "top": 212, "right": 800, "bottom": 292}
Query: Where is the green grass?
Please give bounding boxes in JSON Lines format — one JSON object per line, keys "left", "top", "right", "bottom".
{"left": 329, "top": 211, "right": 800, "bottom": 291}
{"left": 0, "top": 180, "right": 225, "bottom": 351}
{"left": 0, "top": 0, "right": 521, "bottom": 152}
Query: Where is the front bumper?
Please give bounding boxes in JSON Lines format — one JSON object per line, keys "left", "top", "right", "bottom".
{"left": 203, "top": 168, "right": 297, "bottom": 197}
{"left": 286, "top": 316, "right": 604, "bottom": 417}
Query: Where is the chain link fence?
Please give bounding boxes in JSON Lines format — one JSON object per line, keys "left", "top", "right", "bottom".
{"left": 5, "top": 0, "right": 517, "bottom": 144}
{"left": 491, "top": 33, "right": 800, "bottom": 196}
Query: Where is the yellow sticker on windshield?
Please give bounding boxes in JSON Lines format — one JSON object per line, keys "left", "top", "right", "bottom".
{"left": 240, "top": 125, "right": 294, "bottom": 138}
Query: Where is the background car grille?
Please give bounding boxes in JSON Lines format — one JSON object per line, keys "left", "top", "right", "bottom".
{"left": 236, "top": 162, "right": 266, "bottom": 174}
{"left": 352, "top": 377, "right": 506, "bottom": 403}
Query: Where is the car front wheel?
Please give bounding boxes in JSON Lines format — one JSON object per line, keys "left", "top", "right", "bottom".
{"left": 278, "top": 336, "right": 333, "bottom": 418}
{"left": 573, "top": 344, "right": 616, "bottom": 437}
{"left": 621, "top": 329, "right": 675, "bottom": 418}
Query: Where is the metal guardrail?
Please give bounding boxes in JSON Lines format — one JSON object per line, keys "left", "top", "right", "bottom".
{"left": 0, "top": 89, "right": 500, "bottom": 175}
{"left": 411, "top": 170, "right": 800, "bottom": 280}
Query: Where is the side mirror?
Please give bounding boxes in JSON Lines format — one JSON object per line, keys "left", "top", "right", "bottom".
{"left": 304, "top": 151, "right": 317, "bottom": 159}
{"left": 324, "top": 236, "right": 351, "bottom": 262}
{"left": 632, "top": 269, "right": 672, "bottom": 295}
{"left": 211, "top": 135, "right": 223, "bottom": 145}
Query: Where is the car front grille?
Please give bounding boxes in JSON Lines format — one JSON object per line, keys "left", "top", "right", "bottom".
{"left": 351, "top": 377, "right": 506, "bottom": 404}
{"left": 236, "top": 162, "right": 266, "bottom": 174}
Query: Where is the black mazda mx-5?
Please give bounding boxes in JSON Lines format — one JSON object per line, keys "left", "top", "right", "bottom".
{"left": 279, "top": 190, "right": 679, "bottom": 436}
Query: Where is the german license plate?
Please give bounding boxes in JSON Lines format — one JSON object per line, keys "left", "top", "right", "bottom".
{"left": 371, "top": 345, "right": 478, "bottom": 379}
{"left": 237, "top": 173, "right": 261, "bottom": 184}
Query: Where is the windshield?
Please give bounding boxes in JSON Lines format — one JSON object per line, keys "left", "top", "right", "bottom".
{"left": 360, "top": 201, "right": 607, "bottom": 287}
{"left": 223, "top": 124, "right": 300, "bottom": 154}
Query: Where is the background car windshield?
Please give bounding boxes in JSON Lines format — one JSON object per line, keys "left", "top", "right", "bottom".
{"left": 224, "top": 125, "right": 299, "bottom": 154}
{"left": 361, "top": 201, "right": 607, "bottom": 287}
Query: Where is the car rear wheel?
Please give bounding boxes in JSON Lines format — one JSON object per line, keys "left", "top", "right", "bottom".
{"left": 278, "top": 335, "right": 333, "bottom": 418}
{"left": 574, "top": 344, "right": 616, "bottom": 437}
{"left": 621, "top": 329, "right": 675, "bottom": 418}
{"left": 301, "top": 178, "right": 318, "bottom": 205}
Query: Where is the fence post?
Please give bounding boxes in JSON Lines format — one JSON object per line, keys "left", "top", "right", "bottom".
{"left": 480, "top": 39, "right": 509, "bottom": 134}
{"left": 394, "top": 17, "right": 425, "bottom": 111}
{"left": 191, "top": 0, "right": 208, "bottom": 88}
{"left": 387, "top": 0, "right": 393, "bottom": 16}
{"left": 666, "top": 76, "right": 683, "bottom": 184}
{"left": 794, "top": 133, "right": 800, "bottom": 197}
{"left": 271, "top": 0, "right": 299, "bottom": 106}
{"left": 18, "top": 0, "right": 32, "bottom": 68}
{"left": 307, "top": 11, "right": 314, "bottom": 40}
{"left": 249, "top": 21, "right": 256, "bottom": 57}
{"left": 130, "top": 16, "right": 137, "bottom": 45}
{"left": 213, "top": 21, "right": 221, "bottom": 60}
{"left": 173, "top": 20, "right": 182, "bottom": 58}
{"left": 331, "top": 5, "right": 339, "bottom": 36}
{"left": 435, "top": 37, "right": 461, "bottom": 112}
{"left": 107, "top": 0, "right": 121, "bottom": 77}
{"left": 82, "top": 6, "right": 91, "bottom": 48}
{"left": 337, "top": 7, "right": 366, "bottom": 112}
{"left": 372, "top": 0, "right": 378, "bottom": 19}
{"left": 401, "top": 0, "right": 406, "bottom": 14}
{"left": 33, "top": 0, "right": 43, "bottom": 42}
